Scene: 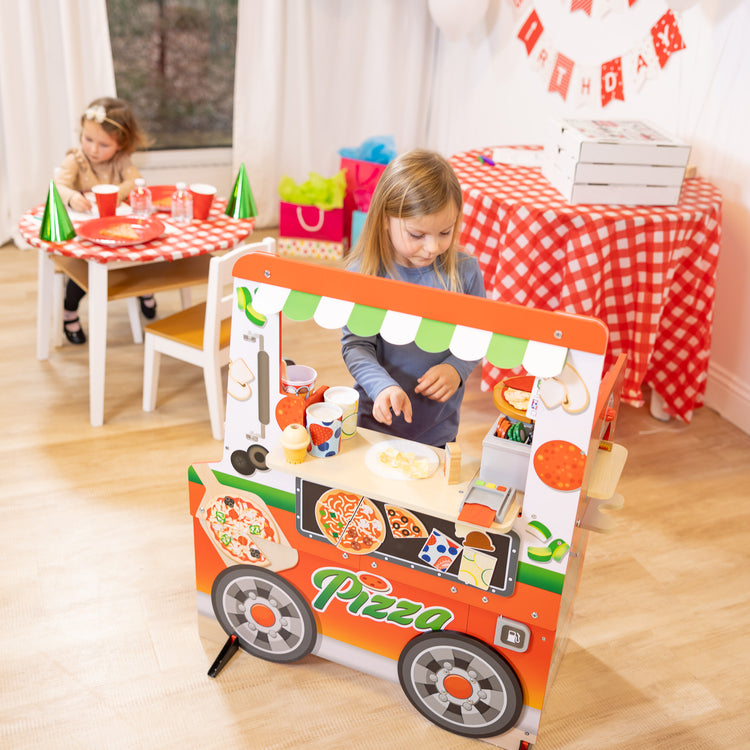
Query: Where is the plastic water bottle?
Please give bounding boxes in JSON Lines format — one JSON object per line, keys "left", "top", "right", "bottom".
{"left": 171, "top": 182, "right": 193, "bottom": 223}
{"left": 129, "top": 178, "right": 152, "bottom": 218}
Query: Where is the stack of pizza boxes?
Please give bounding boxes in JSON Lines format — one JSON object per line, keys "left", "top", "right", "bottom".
{"left": 543, "top": 119, "right": 691, "bottom": 206}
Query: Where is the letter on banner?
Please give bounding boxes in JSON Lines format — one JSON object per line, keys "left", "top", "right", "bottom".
{"left": 600, "top": 57, "right": 624, "bottom": 106}
{"left": 651, "top": 10, "right": 686, "bottom": 68}
{"left": 517, "top": 9, "right": 544, "bottom": 55}
{"left": 549, "top": 53, "right": 574, "bottom": 100}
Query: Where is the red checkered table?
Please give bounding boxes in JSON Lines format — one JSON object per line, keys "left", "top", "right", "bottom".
{"left": 19, "top": 198, "right": 254, "bottom": 426}
{"left": 450, "top": 147, "right": 722, "bottom": 422}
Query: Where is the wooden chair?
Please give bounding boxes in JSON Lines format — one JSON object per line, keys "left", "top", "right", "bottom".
{"left": 142, "top": 237, "right": 276, "bottom": 440}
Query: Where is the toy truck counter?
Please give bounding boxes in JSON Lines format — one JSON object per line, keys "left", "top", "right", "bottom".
{"left": 188, "top": 251, "right": 627, "bottom": 749}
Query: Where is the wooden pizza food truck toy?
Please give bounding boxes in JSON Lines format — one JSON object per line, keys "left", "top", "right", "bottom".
{"left": 188, "top": 250, "right": 628, "bottom": 749}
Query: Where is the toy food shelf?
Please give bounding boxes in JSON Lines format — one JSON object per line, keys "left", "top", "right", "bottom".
{"left": 188, "top": 252, "right": 628, "bottom": 749}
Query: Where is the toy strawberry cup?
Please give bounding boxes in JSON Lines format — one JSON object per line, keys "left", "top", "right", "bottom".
{"left": 306, "top": 402, "right": 342, "bottom": 457}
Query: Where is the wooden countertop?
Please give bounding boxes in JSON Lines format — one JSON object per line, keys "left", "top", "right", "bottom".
{"left": 266, "top": 426, "right": 483, "bottom": 524}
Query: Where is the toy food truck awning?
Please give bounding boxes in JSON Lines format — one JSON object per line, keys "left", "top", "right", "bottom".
{"left": 234, "top": 252, "right": 608, "bottom": 379}
{"left": 251, "top": 284, "right": 568, "bottom": 378}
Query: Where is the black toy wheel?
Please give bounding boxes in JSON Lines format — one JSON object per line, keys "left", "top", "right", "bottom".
{"left": 211, "top": 566, "right": 317, "bottom": 663}
{"left": 398, "top": 631, "right": 523, "bottom": 738}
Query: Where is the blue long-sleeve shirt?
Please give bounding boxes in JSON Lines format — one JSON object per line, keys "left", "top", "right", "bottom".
{"left": 341, "top": 254, "right": 486, "bottom": 447}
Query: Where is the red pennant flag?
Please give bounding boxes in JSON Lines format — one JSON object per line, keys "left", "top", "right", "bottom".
{"left": 571, "top": 0, "right": 593, "bottom": 15}
{"left": 549, "top": 53, "right": 575, "bottom": 100}
{"left": 601, "top": 57, "right": 625, "bottom": 106}
{"left": 628, "top": 0, "right": 638, "bottom": 6}
{"left": 651, "top": 10, "right": 686, "bottom": 68}
{"left": 518, "top": 9, "right": 544, "bottom": 55}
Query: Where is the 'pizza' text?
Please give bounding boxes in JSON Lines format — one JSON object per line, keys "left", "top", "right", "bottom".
{"left": 311, "top": 568, "right": 454, "bottom": 631}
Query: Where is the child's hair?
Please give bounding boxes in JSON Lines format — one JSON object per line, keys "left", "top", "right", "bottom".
{"left": 80, "top": 96, "right": 150, "bottom": 154}
{"left": 346, "top": 149, "right": 465, "bottom": 291}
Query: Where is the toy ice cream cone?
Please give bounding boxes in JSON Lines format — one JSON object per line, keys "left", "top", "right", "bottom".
{"left": 281, "top": 423, "right": 310, "bottom": 464}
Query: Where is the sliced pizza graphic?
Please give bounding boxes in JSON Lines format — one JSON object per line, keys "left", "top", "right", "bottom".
{"left": 315, "top": 489, "right": 386, "bottom": 555}
{"left": 384, "top": 504, "right": 428, "bottom": 539}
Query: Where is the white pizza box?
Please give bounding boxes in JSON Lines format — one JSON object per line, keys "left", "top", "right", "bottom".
{"left": 549, "top": 118, "right": 691, "bottom": 168}
{"left": 542, "top": 160, "right": 683, "bottom": 206}
{"left": 548, "top": 157, "right": 685, "bottom": 187}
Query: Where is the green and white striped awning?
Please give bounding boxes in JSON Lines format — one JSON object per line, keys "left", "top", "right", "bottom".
{"left": 251, "top": 284, "right": 568, "bottom": 378}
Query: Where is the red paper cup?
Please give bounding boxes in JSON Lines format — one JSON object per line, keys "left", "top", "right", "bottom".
{"left": 189, "top": 183, "right": 217, "bottom": 220}
{"left": 92, "top": 184, "right": 118, "bottom": 217}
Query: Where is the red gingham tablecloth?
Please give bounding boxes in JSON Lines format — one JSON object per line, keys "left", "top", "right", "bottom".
{"left": 450, "top": 147, "right": 722, "bottom": 422}
{"left": 18, "top": 197, "right": 254, "bottom": 264}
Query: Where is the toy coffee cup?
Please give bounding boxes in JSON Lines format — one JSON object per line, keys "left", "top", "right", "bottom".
{"left": 281, "top": 364, "right": 317, "bottom": 397}
{"left": 306, "top": 402, "right": 342, "bottom": 457}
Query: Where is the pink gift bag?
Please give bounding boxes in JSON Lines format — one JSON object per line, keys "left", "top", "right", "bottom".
{"left": 279, "top": 201, "right": 345, "bottom": 243}
{"left": 340, "top": 157, "right": 387, "bottom": 241}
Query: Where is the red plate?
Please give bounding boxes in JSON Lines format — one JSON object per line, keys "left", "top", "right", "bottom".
{"left": 149, "top": 185, "right": 176, "bottom": 212}
{"left": 77, "top": 216, "right": 165, "bottom": 247}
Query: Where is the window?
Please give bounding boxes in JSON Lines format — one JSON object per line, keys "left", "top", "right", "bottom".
{"left": 106, "top": 0, "right": 238, "bottom": 150}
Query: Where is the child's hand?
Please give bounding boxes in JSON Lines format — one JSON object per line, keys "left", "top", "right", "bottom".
{"left": 373, "top": 386, "right": 413, "bottom": 426}
{"left": 415, "top": 363, "right": 461, "bottom": 402}
{"left": 69, "top": 192, "right": 93, "bottom": 213}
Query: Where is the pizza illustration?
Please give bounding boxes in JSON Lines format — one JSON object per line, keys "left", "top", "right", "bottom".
{"left": 315, "top": 489, "right": 362, "bottom": 545}
{"left": 338, "top": 497, "right": 386, "bottom": 555}
{"left": 315, "top": 489, "right": 386, "bottom": 555}
{"left": 99, "top": 222, "right": 140, "bottom": 241}
{"left": 203, "top": 494, "right": 280, "bottom": 565}
{"left": 533, "top": 440, "right": 587, "bottom": 491}
{"left": 384, "top": 504, "right": 428, "bottom": 539}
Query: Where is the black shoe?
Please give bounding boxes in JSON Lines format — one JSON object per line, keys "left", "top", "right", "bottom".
{"left": 139, "top": 295, "right": 157, "bottom": 319}
{"left": 63, "top": 317, "right": 86, "bottom": 345}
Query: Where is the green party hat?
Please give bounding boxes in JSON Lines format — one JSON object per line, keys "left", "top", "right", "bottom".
{"left": 39, "top": 180, "right": 76, "bottom": 242}
{"left": 225, "top": 163, "right": 258, "bottom": 219}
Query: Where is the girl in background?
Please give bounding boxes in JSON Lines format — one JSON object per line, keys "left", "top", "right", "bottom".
{"left": 341, "top": 149, "right": 486, "bottom": 447}
{"left": 55, "top": 96, "right": 154, "bottom": 344}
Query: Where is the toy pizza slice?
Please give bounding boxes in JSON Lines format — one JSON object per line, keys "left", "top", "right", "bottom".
{"left": 99, "top": 222, "right": 141, "bottom": 241}
{"left": 384, "top": 504, "right": 428, "bottom": 539}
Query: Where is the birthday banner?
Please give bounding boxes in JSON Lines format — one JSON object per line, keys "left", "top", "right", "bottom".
{"left": 510, "top": 0, "right": 686, "bottom": 107}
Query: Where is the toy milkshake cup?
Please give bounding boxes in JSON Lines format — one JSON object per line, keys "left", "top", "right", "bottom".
{"left": 281, "top": 423, "right": 310, "bottom": 464}
{"left": 323, "top": 386, "right": 359, "bottom": 439}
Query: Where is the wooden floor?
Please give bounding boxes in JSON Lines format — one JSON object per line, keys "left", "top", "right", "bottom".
{"left": 2, "top": 239, "right": 749, "bottom": 750}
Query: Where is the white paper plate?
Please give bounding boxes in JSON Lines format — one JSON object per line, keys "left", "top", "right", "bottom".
{"left": 365, "top": 439, "right": 438, "bottom": 481}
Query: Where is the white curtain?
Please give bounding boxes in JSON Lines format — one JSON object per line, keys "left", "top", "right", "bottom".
{"left": 233, "top": 0, "right": 438, "bottom": 228}
{"left": 0, "top": 0, "right": 115, "bottom": 246}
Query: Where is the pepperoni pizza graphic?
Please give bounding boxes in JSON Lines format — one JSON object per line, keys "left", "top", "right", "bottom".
{"left": 532, "top": 440, "right": 586, "bottom": 491}
{"left": 202, "top": 494, "right": 280, "bottom": 565}
{"left": 384, "top": 504, "right": 428, "bottom": 539}
{"left": 315, "top": 489, "right": 386, "bottom": 555}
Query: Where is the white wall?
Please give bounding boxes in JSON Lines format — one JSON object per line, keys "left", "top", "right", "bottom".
{"left": 426, "top": 0, "right": 750, "bottom": 433}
